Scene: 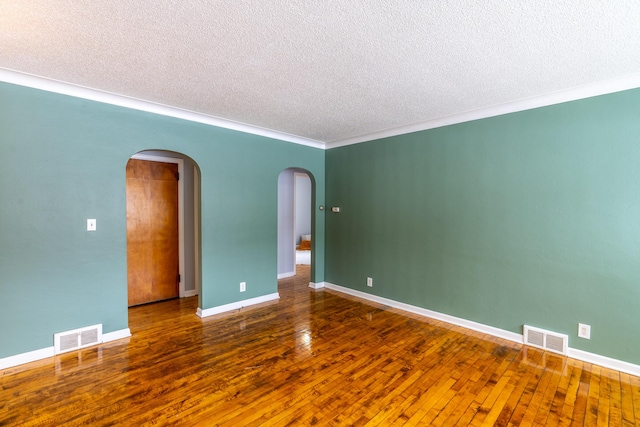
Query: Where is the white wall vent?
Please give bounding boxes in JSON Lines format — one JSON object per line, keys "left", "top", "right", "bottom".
{"left": 54, "top": 324, "right": 103, "bottom": 355}
{"left": 523, "top": 325, "right": 568, "bottom": 355}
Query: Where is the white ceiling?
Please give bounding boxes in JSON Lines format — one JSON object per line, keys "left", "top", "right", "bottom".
{"left": 1, "top": 1, "right": 640, "bottom": 147}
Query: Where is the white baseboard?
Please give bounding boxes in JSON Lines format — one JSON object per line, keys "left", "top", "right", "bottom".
{"left": 196, "top": 292, "right": 280, "bottom": 318}
{"left": 182, "top": 290, "right": 198, "bottom": 298}
{"left": 568, "top": 348, "right": 640, "bottom": 378}
{"left": 323, "top": 282, "right": 640, "bottom": 377}
{"left": 278, "top": 271, "right": 295, "bottom": 279}
{"left": 0, "top": 346, "right": 54, "bottom": 370}
{"left": 309, "top": 281, "right": 326, "bottom": 290}
{"left": 103, "top": 328, "right": 132, "bottom": 343}
{"left": 0, "top": 327, "right": 131, "bottom": 370}
{"left": 324, "top": 282, "right": 521, "bottom": 343}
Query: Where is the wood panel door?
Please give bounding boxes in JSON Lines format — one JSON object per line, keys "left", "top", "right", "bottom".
{"left": 127, "top": 159, "right": 179, "bottom": 306}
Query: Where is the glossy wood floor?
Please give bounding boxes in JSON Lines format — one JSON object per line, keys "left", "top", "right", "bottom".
{"left": 2, "top": 266, "right": 640, "bottom": 426}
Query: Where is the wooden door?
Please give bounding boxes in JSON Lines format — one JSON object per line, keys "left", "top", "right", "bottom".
{"left": 126, "top": 159, "right": 179, "bottom": 306}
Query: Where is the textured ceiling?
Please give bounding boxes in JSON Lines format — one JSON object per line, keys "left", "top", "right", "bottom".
{"left": 1, "top": 1, "right": 640, "bottom": 146}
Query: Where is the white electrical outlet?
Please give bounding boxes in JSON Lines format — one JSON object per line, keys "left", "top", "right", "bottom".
{"left": 240, "top": 282, "right": 246, "bottom": 292}
{"left": 578, "top": 323, "right": 591, "bottom": 339}
{"left": 367, "top": 277, "right": 373, "bottom": 287}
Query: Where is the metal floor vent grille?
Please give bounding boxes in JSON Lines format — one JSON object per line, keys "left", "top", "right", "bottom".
{"left": 523, "top": 325, "right": 568, "bottom": 355}
{"left": 54, "top": 324, "right": 103, "bottom": 355}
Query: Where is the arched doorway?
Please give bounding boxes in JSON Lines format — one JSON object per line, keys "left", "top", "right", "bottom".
{"left": 277, "top": 168, "right": 314, "bottom": 282}
{"left": 126, "top": 150, "right": 201, "bottom": 306}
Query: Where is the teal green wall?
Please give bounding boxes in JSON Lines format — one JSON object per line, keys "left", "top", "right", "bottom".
{"left": 0, "top": 82, "right": 325, "bottom": 358}
{"left": 3, "top": 78, "right": 639, "bottom": 368}
{"left": 326, "top": 88, "right": 640, "bottom": 365}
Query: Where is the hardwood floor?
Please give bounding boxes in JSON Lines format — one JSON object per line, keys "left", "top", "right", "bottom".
{"left": 2, "top": 265, "right": 639, "bottom": 426}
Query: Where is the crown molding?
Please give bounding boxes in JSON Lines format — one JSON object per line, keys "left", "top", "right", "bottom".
{"left": 4, "top": 68, "right": 640, "bottom": 151}
{"left": 326, "top": 73, "right": 640, "bottom": 149}
{"left": 0, "top": 68, "right": 325, "bottom": 150}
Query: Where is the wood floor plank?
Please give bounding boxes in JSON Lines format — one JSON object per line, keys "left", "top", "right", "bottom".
{"left": 620, "top": 372, "right": 636, "bottom": 426}
{"left": 532, "top": 354, "right": 567, "bottom": 426}
{"left": 1, "top": 265, "right": 640, "bottom": 426}
{"left": 586, "top": 364, "right": 602, "bottom": 426}
{"left": 570, "top": 362, "right": 592, "bottom": 426}
{"left": 606, "top": 368, "right": 623, "bottom": 427}
{"left": 403, "top": 341, "right": 494, "bottom": 426}
{"left": 455, "top": 346, "right": 521, "bottom": 426}
{"left": 556, "top": 359, "right": 584, "bottom": 427}
{"left": 494, "top": 349, "right": 546, "bottom": 426}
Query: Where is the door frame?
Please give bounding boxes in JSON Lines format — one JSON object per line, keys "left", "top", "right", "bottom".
{"left": 129, "top": 153, "right": 189, "bottom": 298}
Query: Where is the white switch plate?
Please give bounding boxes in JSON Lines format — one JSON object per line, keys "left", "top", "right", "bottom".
{"left": 87, "top": 219, "right": 97, "bottom": 231}
{"left": 240, "top": 282, "right": 246, "bottom": 292}
{"left": 578, "top": 323, "right": 591, "bottom": 339}
{"left": 367, "top": 277, "right": 373, "bottom": 287}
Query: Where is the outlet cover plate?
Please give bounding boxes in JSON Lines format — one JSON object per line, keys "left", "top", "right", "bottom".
{"left": 578, "top": 323, "right": 591, "bottom": 339}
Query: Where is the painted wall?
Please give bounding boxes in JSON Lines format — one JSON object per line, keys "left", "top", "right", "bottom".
{"left": 277, "top": 169, "right": 295, "bottom": 276}
{"left": 0, "top": 82, "right": 325, "bottom": 359}
{"left": 295, "top": 173, "right": 312, "bottom": 244}
{"left": 325, "top": 88, "right": 640, "bottom": 365}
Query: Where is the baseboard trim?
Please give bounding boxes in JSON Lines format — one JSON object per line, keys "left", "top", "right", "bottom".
{"left": 309, "top": 281, "right": 326, "bottom": 290}
{"left": 196, "top": 293, "right": 280, "bottom": 318}
{"left": 278, "top": 271, "right": 295, "bottom": 279}
{"left": 102, "top": 328, "right": 132, "bottom": 343}
{"left": 0, "top": 328, "right": 131, "bottom": 370}
{"left": 323, "top": 282, "right": 640, "bottom": 377}
{"left": 568, "top": 348, "right": 640, "bottom": 377}
{"left": 0, "top": 347, "right": 54, "bottom": 370}
{"left": 182, "top": 290, "right": 198, "bottom": 298}
{"left": 324, "top": 282, "right": 521, "bottom": 343}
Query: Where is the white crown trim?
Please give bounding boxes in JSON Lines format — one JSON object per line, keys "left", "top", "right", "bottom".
{"left": 4, "top": 68, "right": 640, "bottom": 150}
{"left": 323, "top": 282, "right": 640, "bottom": 377}
{"left": 0, "top": 68, "right": 325, "bottom": 149}
{"left": 327, "top": 73, "right": 640, "bottom": 149}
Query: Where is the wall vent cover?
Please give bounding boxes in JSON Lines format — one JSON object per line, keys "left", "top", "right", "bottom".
{"left": 54, "top": 324, "right": 103, "bottom": 355}
{"left": 523, "top": 325, "right": 568, "bottom": 355}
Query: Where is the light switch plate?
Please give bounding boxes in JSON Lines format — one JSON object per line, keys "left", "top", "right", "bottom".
{"left": 87, "top": 219, "right": 97, "bottom": 231}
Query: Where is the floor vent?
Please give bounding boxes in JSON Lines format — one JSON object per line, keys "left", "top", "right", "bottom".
{"left": 54, "top": 324, "right": 103, "bottom": 355}
{"left": 523, "top": 325, "right": 568, "bottom": 355}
